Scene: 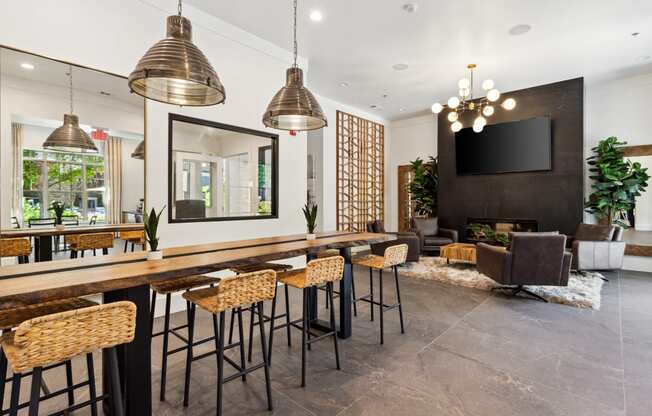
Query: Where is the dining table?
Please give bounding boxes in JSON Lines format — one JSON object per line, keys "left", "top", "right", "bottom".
{"left": 0, "top": 230, "right": 393, "bottom": 416}
{"left": 0, "top": 223, "right": 144, "bottom": 262}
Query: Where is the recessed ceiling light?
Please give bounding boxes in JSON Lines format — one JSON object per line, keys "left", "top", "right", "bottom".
{"left": 631, "top": 32, "right": 640, "bottom": 37}
{"left": 339, "top": 81, "right": 350, "bottom": 87}
{"left": 392, "top": 63, "right": 409, "bottom": 71}
{"left": 20, "top": 62, "right": 34, "bottom": 70}
{"left": 509, "top": 24, "right": 531, "bottom": 36}
{"left": 399, "top": 108, "right": 406, "bottom": 112}
{"left": 370, "top": 104, "right": 383, "bottom": 110}
{"left": 99, "top": 91, "right": 112, "bottom": 96}
{"left": 381, "top": 94, "right": 389, "bottom": 99}
{"left": 402, "top": 3, "right": 418, "bottom": 13}
{"left": 309, "top": 10, "right": 323, "bottom": 22}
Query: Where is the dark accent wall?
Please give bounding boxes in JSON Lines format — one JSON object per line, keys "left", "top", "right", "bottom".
{"left": 438, "top": 78, "right": 584, "bottom": 237}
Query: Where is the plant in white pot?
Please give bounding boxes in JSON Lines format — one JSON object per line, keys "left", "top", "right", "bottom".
{"left": 302, "top": 202, "right": 318, "bottom": 240}
{"left": 50, "top": 201, "right": 66, "bottom": 231}
{"left": 144, "top": 206, "right": 165, "bottom": 260}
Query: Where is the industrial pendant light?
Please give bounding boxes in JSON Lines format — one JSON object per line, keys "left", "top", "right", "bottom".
{"left": 128, "top": 0, "right": 225, "bottom": 106}
{"left": 262, "top": 0, "right": 327, "bottom": 131}
{"left": 131, "top": 140, "right": 145, "bottom": 159}
{"left": 43, "top": 65, "right": 98, "bottom": 153}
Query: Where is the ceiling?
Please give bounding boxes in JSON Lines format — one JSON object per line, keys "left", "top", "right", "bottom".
{"left": 186, "top": 0, "right": 652, "bottom": 120}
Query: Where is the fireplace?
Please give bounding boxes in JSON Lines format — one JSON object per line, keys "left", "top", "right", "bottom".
{"left": 465, "top": 217, "right": 539, "bottom": 243}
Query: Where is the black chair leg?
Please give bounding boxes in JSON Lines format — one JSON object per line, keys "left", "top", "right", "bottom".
{"left": 394, "top": 266, "right": 405, "bottom": 334}
{"left": 268, "top": 284, "right": 278, "bottom": 365}
{"left": 102, "top": 248, "right": 109, "bottom": 255}
{"left": 160, "top": 293, "right": 172, "bottom": 401}
{"left": 28, "top": 367, "right": 42, "bottom": 416}
{"left": 351, "top": 272, "right": 357, "bottom": 317}
{"left": 236, "top": 307, "right": 247, "bottom": 382}
{"left": 328, "top": 283, "right": 341, "bottom": 370}
{"left": 93, "top": 249, "right": 97, "bottom": 256}
{"left": 149, "top": 291, "right": 157, "bottom": 336}
{"left": 183, "top": 304, "right": 196, "bottom": 407}
{"left": 65, "top": 360, "right": 75, "bottom": 406}
{"left": 379, "top": 268, "right": 384, "bottom": 345}
{"left": 131, "top": 243, "right": 135, "bottom": 252}
{"left": 324, "top": 285, "right": 329, "bottom": 309}
{"left": 247, "top": 304, "right": 255, "bottom": 363}
{"left": 9, "top": 372, "right": 21, "bottom": 416}
{"left": 256, "top": 302, "right": 273, "bottom": 411}
{"left": 228, "top": 308, "right": 236, "bottom": 344}
{"left": 81, "top": 250, "right": 85, "bottom": 258}
{"left": 107, "top": 347, "right": 125, "bottom": 416}
{"left": 216, "top": 311, "right": 226, "bottom": 416}
{"left": 301, "top": 288, "right": 308, "bottom": 387}
{"left": 123, "top": 241, "right": 128, "bottom": 253}
{"left": 369, "top": 267, "right": 374, "bottom": 322}
{"left": 284, "top": 284, "right": 292, "bottom": 347}
{"left": 0, "top": 336, "right": 7, "bottom": 412}
{"left": 86, "top": 353, "right": 98, "bottom": 416}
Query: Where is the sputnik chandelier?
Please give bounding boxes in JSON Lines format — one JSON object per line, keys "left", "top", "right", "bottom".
{"left": 431, "top": 64, "right": 516, "bottom": 133}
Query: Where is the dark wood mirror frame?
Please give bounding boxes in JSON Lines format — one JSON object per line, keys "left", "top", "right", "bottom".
{"left": 167, "top": 113, "right": 279, "bottom": 223}
{"left": 621, "top": 144, "right": 652, "bottom": 257}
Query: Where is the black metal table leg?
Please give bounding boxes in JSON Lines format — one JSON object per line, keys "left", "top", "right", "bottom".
{"left": 35, "top": 236, "right": 53, "bottom": 262}
{"left": 102, "top": 284, "right": 152, "bottom": 416}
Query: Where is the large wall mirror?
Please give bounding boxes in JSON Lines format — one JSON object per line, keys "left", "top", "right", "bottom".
{"left": 168, "top": 114, "right": 278, "bottom": 223}
{"left": 0, "top": 46, "right": 145, "bottom": 233}
{"left": 622, "top": 145, "right": 652, "bottom": 256}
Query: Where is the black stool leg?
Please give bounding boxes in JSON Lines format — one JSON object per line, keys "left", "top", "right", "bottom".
{"left": 102, "top": 248, "right": 109, "bottom": 255}
{"left": 28, "top": 367, "right": 42, "bottom": 416}
{"left": 379, "top": 268, "right": 384, "bottom": 345}
{"left": 0, "top": 334, "right": 7, "bottom": 411}
{"left": 284, "top": 284, "right": 292, "bottom": 347}
{"left": 183, "top": 303, "right": 196, "bottom": 407}
{"left": 228, "top": 309, "right": 236, "bottom": 345}
{"left": 65, "top": 360, "right": 75, "bottom": 406}
{"left": 123, "top": 241, "right": 128, "bottom": 253}
{"left": 216, "top": 311, "right": 226, "bottom": 416}
{"left": 93, "top": 249, "right": 97, "bottom": 256}
{"left": 351, "top": 272, "right": 357, "bottom": 317}
{"left": 324, "top": 285, "right": 329, "bottom": 309}
{"left": 394, "top": 266, "right": 405, "bottom": 334}
{"left": 86, "top": 353, "right": 98, "bottom": 416}
{"left": 149, "top": 291, "right": 157, "bottom": 336}
{"left": 256, "top": 301, "right": 273, "bottom": 411}
{"left": 236, "top": 307, "right": 247, "bottom": 382}
{"left": 247, "top": 304, "right": 255, "bottom": 363}
{"left": 160, "top": 293, "right": 172, "bottom": 401}
{"left": 107, "top": 347, "right": 124, "bottom": 416}
{"left": 131, "top": 243, "right": 135, "bottom": 252}
{"left": 369, "top": 267, "right": 374, "bottom": 321}
{"left": 301, "top": 288, "right": 308, "bottom": 387}
{"left": 268, "top": 284, "right": 278, "bottom": 365}
{"left": 328, "top": 283, "right": 341, "bottom": 370}
{"left": 9, "top": 372, "right": 21, "bottom": 416}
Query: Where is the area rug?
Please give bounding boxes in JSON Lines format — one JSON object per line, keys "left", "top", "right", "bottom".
{"left": 399, "top": 257, "right": 605, "bottom": 310}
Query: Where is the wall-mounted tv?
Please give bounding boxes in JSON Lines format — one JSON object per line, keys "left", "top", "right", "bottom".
{"left": 455, "top": 116, "right": 552, "bottom": 175}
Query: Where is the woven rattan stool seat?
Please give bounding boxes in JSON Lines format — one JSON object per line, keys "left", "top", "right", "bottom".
{"left": 230, "top": 263, "right": 293, "bottom": 274}
{"left": 120, "top": 230, "right": 145, "bottom": 244}
{"left": 0, "top": 298, "right": 97, "bottom": 331}
{"left": 278, "top": 256, "right": 345, "bottom": 289}
{"left": 317, "top": 249, "right": 340, "bottom": 259}
{"left": 69, "top": 233, "right": 114, "bottom": 251}
{"left": 150, "top": 275, "right": 219, "bottom": 294}
{"left": 0, "top": 238, "right": 31, "bottom": 258}
{"left": 352, "top": 244, "right": 409, "bottom": 269}
{"left": 277, "top": 269, "right": 310, "bottom": 288}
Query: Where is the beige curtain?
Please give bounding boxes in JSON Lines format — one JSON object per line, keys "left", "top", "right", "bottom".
{"left": 11, "top": 123, "right": 23, "bottom": 225}
{"left": 105, "top": 136, "right": 123, "bottom": 224}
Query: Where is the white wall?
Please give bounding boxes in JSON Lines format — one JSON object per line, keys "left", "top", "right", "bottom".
{"left": 386, "top": 114, "right": 437, "bottom": 231}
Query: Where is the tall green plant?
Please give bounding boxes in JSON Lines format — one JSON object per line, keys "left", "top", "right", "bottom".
{"left": 585, "top": 137, "right": 649, "bottom": 226}
{"left": 49, "top": 201, "right": 65, "bottom": 224}
{"left": 408, "top": 156, "right": 439, "bottom": 217}
{"left": 302, "top": 203, "right": 318, "bottom": 234}
{"left": 143, "top": 206, "right": 165, "bottom": 251}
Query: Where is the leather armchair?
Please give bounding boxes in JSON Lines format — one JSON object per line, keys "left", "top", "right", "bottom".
{"left": 570, "top": 223, "right": 625, "bottom": 271}
{"left": 409, "top": 218, "right": 458, "bottom": 255}
{"left": 477, "top": 232, "right": 572, "bottom": 302}
{"left": 366, "top": 221, "right": 420, "bottom": 262}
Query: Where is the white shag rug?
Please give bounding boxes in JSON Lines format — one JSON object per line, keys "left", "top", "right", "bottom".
{"left": 399, "top": 257, "right": 605, "bottom": 310}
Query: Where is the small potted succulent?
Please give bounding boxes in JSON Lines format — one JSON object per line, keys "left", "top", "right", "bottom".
{"left": 144, "top": 206, "right": 165, "bottom": 260}
{"left": 302, "top": 202, "right": 318, "bottom": 240}
{"left": 50, "top": 201, "right": 66, "bottom": 231}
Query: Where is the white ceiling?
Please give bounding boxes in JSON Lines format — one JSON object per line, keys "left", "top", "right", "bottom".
{"left": 186, "top": 0, "right": 652, "bottom": 120}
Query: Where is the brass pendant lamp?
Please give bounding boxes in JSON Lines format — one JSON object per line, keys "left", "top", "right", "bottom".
{"left": 128, "top": 0, "right": 225, "bottom": 106}
{"left": 262, "top": 0, "right": 327, "bottom": 131}
{"left": 43, "top": 65, "right": 98, "bottom": 153}
{"left": 131, "top": 140, "right": 145, "bottom": 159}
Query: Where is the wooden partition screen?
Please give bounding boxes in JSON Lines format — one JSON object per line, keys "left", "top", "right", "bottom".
{"left": 336, "top": 111, "right": 384, "bottom": 231}
{"left": 397, "top": 165, "right": 414, "bottom": 232}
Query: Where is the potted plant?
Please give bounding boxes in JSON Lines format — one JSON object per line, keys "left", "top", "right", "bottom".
{"left": 408, "top": 156, "right": 439, "bottom": 218}
{"left": 143, "top": 206, "right": 165, "bottom": 260}
{"left": 50, "top": 201, "right": 66, "bottom": 231}
{"left": 585, "top": 137, "right": 650, "bottom": 226}
{"left": 302, "top": 202, "right": 318, "bottom": 240}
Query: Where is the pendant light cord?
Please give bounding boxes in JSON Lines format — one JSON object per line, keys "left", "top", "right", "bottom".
{"left": 293, "top": 0, "right": 298, "bottom": 67}
{"left": 68, "top": 64, "right": 74, "bottom": 114}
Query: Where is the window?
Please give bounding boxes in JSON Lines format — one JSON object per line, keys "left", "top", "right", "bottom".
{"left": 22, "top": 149, "right": 105, "bottom": 222}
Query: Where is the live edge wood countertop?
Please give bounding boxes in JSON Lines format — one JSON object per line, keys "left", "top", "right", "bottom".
{"left": 0, "top": 231, "right": 393, "bottom": 309}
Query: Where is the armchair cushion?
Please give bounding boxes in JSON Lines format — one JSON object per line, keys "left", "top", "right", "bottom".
{"left": 424, "top": 236, "right": 454, "bottom": 246}
{"left": 571, "top": 240, "right": 626, "bottom": 270}
{"left": 438, "top": 227, "right": 459, "bottom": 243}
{"left": 411, "top": 218, "right": 439, "bottom": 236}
{"left": 575, "top": 223, "right": 615, "bottom": 242}
{"left": 476, "top": 243, "right": 512, "bottom": 285}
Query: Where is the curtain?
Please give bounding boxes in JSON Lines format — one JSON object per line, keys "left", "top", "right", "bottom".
{"left": 11, "top": 123, "right": 23, "bottom": 226}
{"left": 105, "top": 136, "right": 123, "bottom": 224}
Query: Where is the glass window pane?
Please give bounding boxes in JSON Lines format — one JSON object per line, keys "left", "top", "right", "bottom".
{"left": 87, "top": 191, "right": 105, "bottom": 221}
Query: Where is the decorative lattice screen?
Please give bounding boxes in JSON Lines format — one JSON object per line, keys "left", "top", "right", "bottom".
{"left": 336, "top": 111, "right": 384, "bottom": 232}
{"left": 397, "top": 165, "right": 415, "bottom": 232}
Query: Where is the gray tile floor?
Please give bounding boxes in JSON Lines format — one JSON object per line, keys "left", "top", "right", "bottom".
{"left": 6, "top": 265, "right": 652, "bottom": 415}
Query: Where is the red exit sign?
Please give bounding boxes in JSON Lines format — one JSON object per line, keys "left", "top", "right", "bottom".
{"left": 91, "top": 129, "right": 108, "bottom": 141}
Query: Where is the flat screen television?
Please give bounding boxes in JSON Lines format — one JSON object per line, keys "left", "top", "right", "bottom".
{"left": 455, "top": 116, "right": 552, "bottom": 175}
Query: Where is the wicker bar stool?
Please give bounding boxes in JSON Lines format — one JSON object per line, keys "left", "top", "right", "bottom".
{"left": 352, "top": 244, "right": 408, "bottom": 344}
{"left": 119, "top": 230, "right": 145, "bottom": 253}
{"left": 69, "top": 232, "right": 114, "bottom": 258}
{"left": 271, "top": 256, "right": 345, "bottom": 387}
{"left": 1, "top": 301, "right": 136, "bottom": 416}
{"left": 227, "top": 263, "right": 293, "bottom": 364}
{"left": 0, "top": 298, "right": 97, "bottom": 415}
{"left": 149, "top": 274, "right": 220, "bottom": 402}
{"left": 317, "top": 249, "right": 357, "bottom": 316}
{"left": 0, "top": 238, "right": 31, "bottom": 264}
{"left": 183, "top": 269, "right": 276, "bottom": 416}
